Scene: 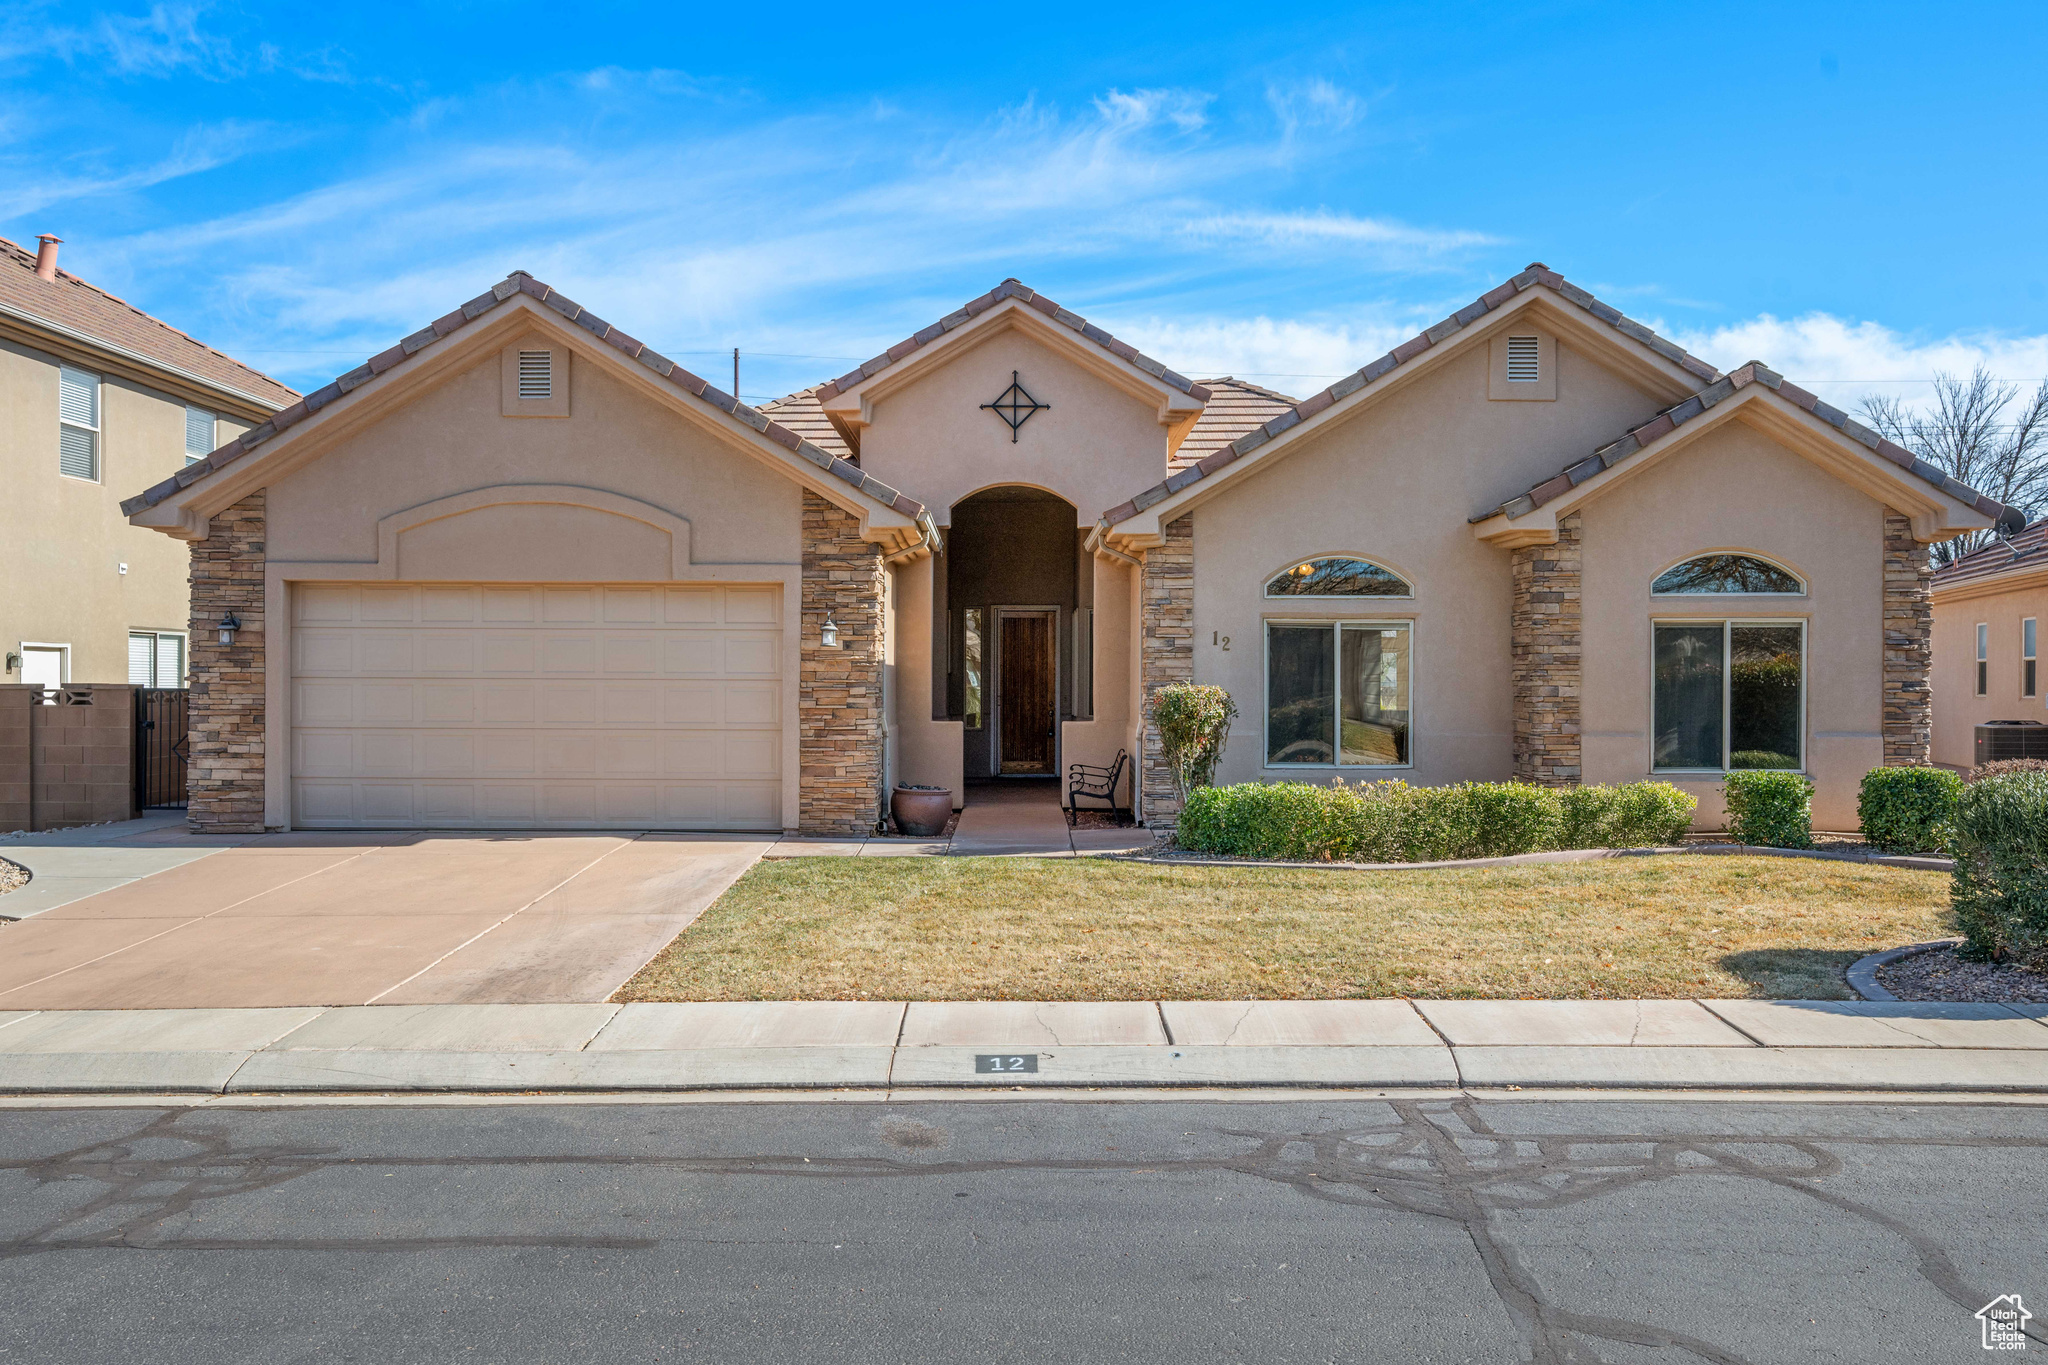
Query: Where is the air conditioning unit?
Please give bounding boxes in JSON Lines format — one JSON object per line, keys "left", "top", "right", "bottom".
{"left": 1975, "top": 720, "right": 2048, "bottom": 766}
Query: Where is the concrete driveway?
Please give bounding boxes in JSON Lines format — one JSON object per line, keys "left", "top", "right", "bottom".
{"left": 0, "top": 831, "right": 767, "bottom": 1009}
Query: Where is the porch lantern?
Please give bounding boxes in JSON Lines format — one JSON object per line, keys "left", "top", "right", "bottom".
{"left": 218, "top": 612, "right": 241, "bottom": 646}
{"left": 819, "top": 613, "right": 841, "bottom": 649}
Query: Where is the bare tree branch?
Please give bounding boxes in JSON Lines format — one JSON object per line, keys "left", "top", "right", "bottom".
{"left": 1860, "top": 366, "right": 2047, "bottom": 564}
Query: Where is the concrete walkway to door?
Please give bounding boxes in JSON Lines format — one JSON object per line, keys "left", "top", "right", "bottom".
{"left": 0, "top": 829, "right": 769, "bottom": 1010}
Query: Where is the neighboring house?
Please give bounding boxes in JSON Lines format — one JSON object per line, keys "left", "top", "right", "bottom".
{"left": 2, "top": 233, "right": 296, "bottom": 691}
{"left": 1930, "top": 518, "right": 2048, "bottom": 768}
{"left": 124, "top": 265, "right": 2003, "bottom": 836}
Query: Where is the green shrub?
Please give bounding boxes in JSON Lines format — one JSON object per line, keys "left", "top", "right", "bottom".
{"left": 1730, "top": 750, "right": 1800, "bottom": 770}
{"left": 1721, "top": 769, "right": 1814, "bottom": 849}
{"left": 1150, "top": 684, "right": 1237, "bottom": 803}
{"left": 1950, "top": 772, "right": 2048, "bottom": 966}
{"left": 1175, "top": 779, "right": 1697, "bottom": 863}
{"left": 1857, "top": 766, "right": 1963, "bottom": 854}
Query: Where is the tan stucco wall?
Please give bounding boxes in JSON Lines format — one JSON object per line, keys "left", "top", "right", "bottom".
{"left": 1931, "top": 579, "right": 2048, "bottom": 768}
{"left": 890, "top": 554, "right": 966, "bottom": 803}
{"left": 265, "top": 337, "right": 801, "bottom": 567}
{"left": 1578, "top": 418, "right": 1888, "bottom": 829}
{"left": 1190, "top": 334, "right": 1667, "bottom": 790}
{"left": 1061, "top": 552, "right": 1137, "bottom": 794}
{"left": 856, "top": 327, "right": 1170, "bottom": 525}
{"left": 0, "top": 337, "right": 251, "bottom": 684}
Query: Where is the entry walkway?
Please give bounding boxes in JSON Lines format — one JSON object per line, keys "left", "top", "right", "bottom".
{"left": 771, "top": 780, "right": 1154, "bottom": 858}
{"left": 0, "top": 998, "right": 2044, "bottom": 1095}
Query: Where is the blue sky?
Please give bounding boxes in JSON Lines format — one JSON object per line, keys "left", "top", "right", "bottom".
{"left": 5, "top": 1, "right": 2045, "bottom": 408}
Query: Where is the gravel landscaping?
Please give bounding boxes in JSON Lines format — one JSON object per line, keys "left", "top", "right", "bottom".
{"left": 1876, "top": 945, "right": 2048, "bottom": 1004}
{"left": 0, "top": 857, "right": 25, "bottom": 897}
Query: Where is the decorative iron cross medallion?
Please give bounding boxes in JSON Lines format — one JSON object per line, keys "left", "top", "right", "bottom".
{"left": 980, "top": 371, "right": 1049, "bottom": 442}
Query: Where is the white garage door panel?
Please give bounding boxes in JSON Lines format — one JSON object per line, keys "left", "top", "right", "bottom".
{"left": 292, "top": 583, "right": 784, "bottom": 830}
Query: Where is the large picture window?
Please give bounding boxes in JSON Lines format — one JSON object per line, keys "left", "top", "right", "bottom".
{"left": 1266, "top": 621, "right": 1411, "bottom": 767}
{"left": 1653, "top": 620, "right": 1804, "bottom": 771}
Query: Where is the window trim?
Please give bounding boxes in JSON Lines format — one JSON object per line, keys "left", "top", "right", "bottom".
{"left": 1977, "top": 621, "right": 1990, "bottom": 697}
{"left": 128, "top": 630, "right": 189, "bottom": 687}
{"left": 17, "top": 641, "right": 71, "bottom": 687}
{"left": 184, "top": 405, "right": 216, "bottom": 465}
{"left": 2024, "top": 618, "right": 2038, "bottom": 700}
{"left": 1262, "top": 615, "right": 1416, "bottom": 771}
{"left": 1649, "top": 551, "right": 1807, "bottom": 597}
{"left": 1262, "top": 555, "right": 1415, "bottom": 600}
{"left": 1650, "top": 616, "right": 1807, "bottom": 775}
{"left": 57, "top": 364, "right": 101, "bottom": 483}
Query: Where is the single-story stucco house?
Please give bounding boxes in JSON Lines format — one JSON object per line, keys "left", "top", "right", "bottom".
{"left": 124, "top": 264, "right": 2012, "bottom": 835}
{"left": 1930, "top": 518, "right": 2048, "bottom": 769}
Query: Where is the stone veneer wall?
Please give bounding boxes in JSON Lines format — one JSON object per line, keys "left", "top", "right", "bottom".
{"left": 799, "top": 491, "right": 887, "bottom": 835}
{"left": 187, "top": 491, "right": 268, "bottom": 833}
{"left": 1511, "top": 510, "right": 1582, "bottom": 785}
{"left": 1137, "top": 513, "right": 1194, "bottom": 824}
{"left": 1881, "top": 507, "right": 1934, "bottom": 765}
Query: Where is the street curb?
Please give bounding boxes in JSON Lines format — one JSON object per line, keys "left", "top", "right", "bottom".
{"left": 1113, "top": 844, "right": 1954, "bottom": 874}
{"left": 1848, "top": 939, "right": 1965, "bottom": 1002}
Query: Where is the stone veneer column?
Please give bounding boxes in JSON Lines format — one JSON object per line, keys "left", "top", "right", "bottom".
{"left": 799, "top": 491, "right": 887, "bottom": 835}
{"left": 1511, "top": 510, "right": 1582, "bottom": 785}
{"left": 187, "top": 491, "right": 268, "bottom": 833}
{"left": 1138, "top": 513, "right": 1194, "bottom": 825}
{"left": 1881, "top": 507, "right": 1933, "bottom": 765}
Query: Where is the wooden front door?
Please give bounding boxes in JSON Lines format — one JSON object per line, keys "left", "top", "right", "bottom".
{"left": 997, "top": 611, "right": 1055, "bottom": 774}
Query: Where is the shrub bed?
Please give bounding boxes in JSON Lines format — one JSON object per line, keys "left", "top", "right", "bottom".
{"left": 1857, "top": 766, "right": 1963, "bottom": 854}
{"left": 1175, "top": 779, "right": 1696, "bottom": 863}
{"left": 1721, "top": 770, "right": 1814, "bottom": 849}
{"left": 1951, "top": 770, "right": 2048, "bottom": 967}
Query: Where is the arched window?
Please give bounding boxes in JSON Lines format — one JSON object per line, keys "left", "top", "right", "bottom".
{"left": 1265, "top": 556, "right": 1412, "bottom": 598}
{"left": 1652, "top": 554, "right": 1804, "bottom": 595}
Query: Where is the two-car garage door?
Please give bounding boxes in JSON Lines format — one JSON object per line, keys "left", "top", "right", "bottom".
{"left": 291, "top": 582, "right": 784, "bottom": 830}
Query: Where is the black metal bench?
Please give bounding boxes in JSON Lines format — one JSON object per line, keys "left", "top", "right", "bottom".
{"left": 1065, "top": 748, "right": 1131, "bottom": 826}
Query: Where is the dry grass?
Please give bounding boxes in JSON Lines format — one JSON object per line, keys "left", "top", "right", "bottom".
{"left": 617, "top": 854, "right": 1952, "bottom": 1003}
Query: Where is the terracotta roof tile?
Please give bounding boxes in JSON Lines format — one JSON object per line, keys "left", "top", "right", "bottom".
{"left": 0, "top": 234, "right": 296, "bottom": 409}
{"left": 1934, "top": 518, "right": 2048, "bottom": 591}
{"left": 759, "top": 385, "right": 853, "bottom": 463}
{"left": 814, "top": 278, "right": 1211, "bottom": 404}
{"left": 1099, "top": 264, "right": 1728, "bottom": 527}
{"left": 123, "top": 272, "right": 936, "bottom": 547}
{"left": 1472, "top": 360, "right": 2013, "bottom": 527}
{"left": 1168, "top": 377, "right": 1299, "bottom": 473}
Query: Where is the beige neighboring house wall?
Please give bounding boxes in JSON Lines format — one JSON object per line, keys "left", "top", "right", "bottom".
{"left": 1930, "top": 522, "right": 2048, "bottom": 769}
{"left": 0, "top": 235, "right": 289, "bottom": 688}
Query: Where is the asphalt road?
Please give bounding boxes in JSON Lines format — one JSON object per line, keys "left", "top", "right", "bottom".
{"left": 2, "top": 1095, "right": 2044, "bottom": 1364}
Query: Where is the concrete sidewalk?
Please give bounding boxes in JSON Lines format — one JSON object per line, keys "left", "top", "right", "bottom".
{"left": 1, "top": 998, "right": 2044, "bottom": 1095}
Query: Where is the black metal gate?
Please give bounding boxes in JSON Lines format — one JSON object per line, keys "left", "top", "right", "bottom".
{"left": 134, "top": 688, "right": 189, "bottom": 809}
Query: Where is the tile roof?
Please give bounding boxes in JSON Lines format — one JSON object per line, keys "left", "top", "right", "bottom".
{"left": 1170, "top": 378, "right": 1299, "bottom": 473}
{"left": 1098, "top": 263, "right": 1724, "bottom": 528}
{"left": 758, "top": 384, "right": 853, "bottom": 463}
{"left": 815, "top": 278, "right": 1211, "bottom": 405}
{"left": 123, "top": 272, "right": 936, "bottom": 539}
{"left": 1933, "top": 518, "right": 2048, "bottom": 591}
{"left": 0, "top": 234, "right": 297, "bottom": 409}
{"left": 1473, "top": 360, "right": 2011, "bottom": 526}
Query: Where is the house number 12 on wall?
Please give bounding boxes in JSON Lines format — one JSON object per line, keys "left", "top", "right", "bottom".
{"left": 1211, "top": 633, "right": 1231, "bottom": 650}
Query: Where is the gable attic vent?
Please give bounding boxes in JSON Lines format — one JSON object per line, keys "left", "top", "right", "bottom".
{"left": 1506, "top": 336, "right": 1540, "bottom": 383}
{"left": 517, "top": 350, "right": 553, "bottom": 401}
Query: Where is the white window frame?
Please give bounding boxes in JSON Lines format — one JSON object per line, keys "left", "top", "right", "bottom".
{"left": 2024, "top": 618, "right": 2038, "bottom": 700}
{"left": 184, "top": 405, "right": 216, "bottom": 464}
{"left": 1649, "top": 551, "right": 1807, "bottom": 597}
{"left": 58, "top": 365, "right": 101, "bottom": 483}
{"left": 1977, "top": 621, "right": 1990, "bottom": 697}
{"left": 1262, "top": 616, "right": 1416, "bottom": 771}
{"left": 18, "top": 641, "right": 71, "bottom": 687}
{"left": 1650, "top": 617, "right": 1807, "bottom": 774}
{"left": 128, "top": 630, "right": 189, "bottom": 687}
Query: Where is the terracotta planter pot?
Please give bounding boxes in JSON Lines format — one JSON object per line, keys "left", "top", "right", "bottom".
{"left": 891, "top": 785, "right": 954, "bottom": 837}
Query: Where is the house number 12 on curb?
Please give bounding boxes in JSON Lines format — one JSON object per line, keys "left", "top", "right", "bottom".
{"left": 975, "top": 1054, "right": 1038, "bottom": 1073}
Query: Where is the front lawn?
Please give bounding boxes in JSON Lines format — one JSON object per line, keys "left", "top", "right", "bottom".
{"left": 616, "top": 854, "right": 1950, "bottom": 1002}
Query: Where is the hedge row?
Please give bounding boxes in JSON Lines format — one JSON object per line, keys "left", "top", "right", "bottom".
{"left": 1952, "top": 771, "right": 2048, "bottom": 967}
{"left": 1175, "top": 779, "right": 1697, "bottom": 864}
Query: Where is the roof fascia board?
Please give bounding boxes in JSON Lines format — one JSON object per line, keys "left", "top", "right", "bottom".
{"left": 1469, "top": 387, "right": 1993, "bottom": 546}
{"left": 817, "top": 298, "right": 1206, "bottom": 430}
{"left": 0, "top": 299, "right": 289, "bottom": 416}
{"left": 134, "top": 295, "right": 928, "bottom": 555}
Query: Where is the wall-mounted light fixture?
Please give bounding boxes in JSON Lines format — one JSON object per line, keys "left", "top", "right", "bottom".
{"left": 3, "top": 652, "right": 18, "bottom": 674}
{"left": 819, "top": 613, "right": 841, "bottom": 649}
{"left": 218, "top": 612, "right": 241, "bottom": 646}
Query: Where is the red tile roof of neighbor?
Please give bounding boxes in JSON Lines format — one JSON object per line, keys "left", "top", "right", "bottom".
{"left": 1172, "top": 378, "right": 1299, "bottom": 473}
{"left": 813, "top": 278, "right": 1211, "bottom": 404}
{"left": 124, "top": 271, "right": 937, "bottom": 538}
{"left": 0, "top": 234, "right": 298, "bottom": 409}
{"left": 758, "top": 385, "right": 852, "bottom": 462}
{"left": 1934, "top": 517, "right": 2048, "bottom": 590}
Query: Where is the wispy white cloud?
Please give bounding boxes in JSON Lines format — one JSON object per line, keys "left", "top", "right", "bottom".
{"left": 1266, "top": 77, "right": 1363, "bottom": 135}
{"left": 0, "top": 1, "right": 352, "bottom": 83}
{"left": 1177, "top": 209, "right": 1497, "bottom": 256}
{"left": 0, "top": 119, "right": 279, "bottom": 218}
{"left": 1668, "top": 313, "right": 2048, "bottom": 414}
{"left": 1104, "top": 313, "right": 1414, "bottom": 388}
